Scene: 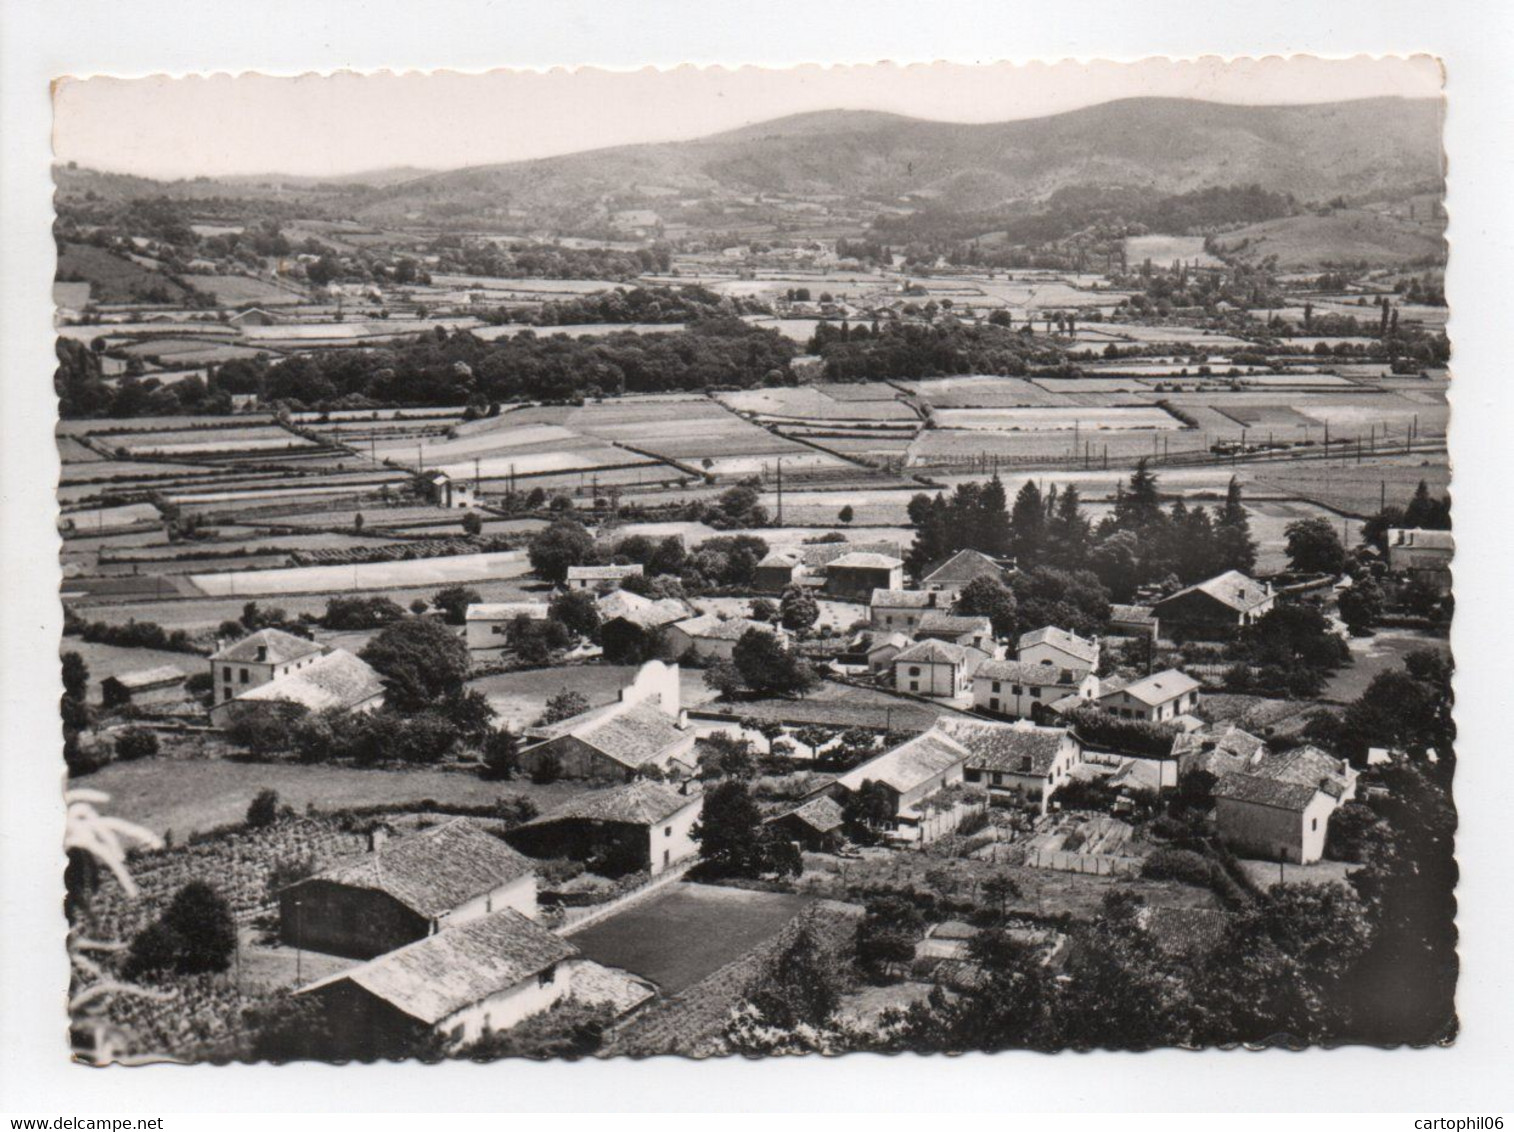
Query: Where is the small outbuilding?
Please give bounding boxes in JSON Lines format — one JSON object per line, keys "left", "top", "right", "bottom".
{"left": 100, "top": 665, "right": 187, "bottom": 708}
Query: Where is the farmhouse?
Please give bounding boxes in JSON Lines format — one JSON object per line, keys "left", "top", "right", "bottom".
{"left": 280, "top": 819, "right": 539, "bottom": 960}
{"left": 1212, "top": 774, "right": 1336, "bottom": 865}
{"left": 419, "top": 470, "right": 475, "bottom": 510}
{"left": 972, "top": 659, "right": 1098, "bottom": 720}
{"left": 823, "top": 552, "right": 904, "bottom": 600}
{"left": 1250, "top": 744, "right": 1358, "bottom": 803}
{"left": 1096, "top": 669, "right": 1201, "bottom": 723}
{"left": 922, "top": 548, "right": 1008, "bottom": 599}
{"left": 297, "top": 909, "right": 578, "bottom": 1057}
{"left": 1386, "top": 528, "right": 1453, "bottom": 591}
{"left": 464, "top": 602, "right": 550, "bottom": 652}
{"left": 892, "top": 638, "right": 986, "bottom": 701}
{"left": 869, "top": 588, "right": 945, "bottom": 634}
{"left": 1017, "top": 626, "right": 1099, "bottom": 675}
{"left": 207, "top": 627, "right": 325, "bottom": 708}
{"left": 519, "top": 661, "right": 693, "bottom": 782}
{"left": 100, "top": 664, "right": 186, "bottom": 708}
{"left": 565, "top": 563, "right": 644, "bottom": 592}
{"left": 936, "top": 717, "right": 1082, "bottom": 813}
{"left": 507, "top": 780, "right": 703, "bottom": 877}
{"left": 1171, "top": 724, "right": 1269, "bottom": 778}
{"left": 211, "top": 649, "right": 384, "bottom": 725}
{"left": 764, "top": 795, "right": 846, "bottom": 853}
{"left": 832, "top": 729, "right": 970, "bottom": 838}
{"left": 1108, "top": 604, "right": 1160, "bottom": 642}
{"left": 664, "top": 613, "right": 782, "bottom": 662}
{"left": 596, "top": 589, "right": 692, "bottom": 631}
{"left": 753, "top": 551, "right": 803, "bottom": 592}
{"left": 916, "top": 611, "right": 996, "bottom": 652}
{"left": 1152, "top": 570, "right": 1275, "bottom": 636}
{"left": 843, "top": 629, "right": 912, "bottom": 673}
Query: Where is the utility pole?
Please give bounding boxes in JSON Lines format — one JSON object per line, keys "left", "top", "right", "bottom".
{"left": 775, "top": 457, "right": 784, "bottom": 527}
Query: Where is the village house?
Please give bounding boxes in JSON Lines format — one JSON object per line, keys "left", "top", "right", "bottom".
{"left": 1108, "top": 603, "right": 1160, "bottom": 643}
{"left": 296, "top": 909, "right": 579, "bottom": 1057}
{"left": 1171, "top": 723, "right": 1269, "bottom": 779}
{"left": 518, "top": 661, "right": 695, "bottom": 782}
{"left": 916, "top": 611, "right": 996, "bottom": 653}
{"left": 1152, "top": 570, "right": 1275, "bottom": 636}
{"left": 922, "top": 548, "right": 1009, "bottom": 601}
{"left": 596, "top": 590, "right": 694, "bottom": 659}
{"left": 972, "top": 659, "right": 1099, "bottom": 720}
{"left": 419, "top": 469, "right": 475, "bottom": 510}
{"left": 936, "top": 718, "right": 1082, "bottom": 814}
{"left": 1250, "top": 744, "right": 1358, "bottom": 803}
{"left": 464, "top": 602, "right": 550, "bottom": 653}
{"left": 764, "top": 795, "right": 846, "bottom": 853}
{"left": 279, "top": 819, "right": 539, "bottom": 960}
{"left": 831, "top": 729, "right": 969, "bottom": 840}
{"left": 843, "top": 629, "right": 912, "bottom": 673}
{"left": 210, "top": 648, "right": 385, "bottom": 726}
{"left": 891, "top": 638, "right": 987, "bottom": 701}
{"left": 1017, "top": 626, "right": 1100, "bottom": 675}
{"left": 1386, "top": 527, "right": 1454, "bottom": 591}
{"left": 1212, "top": 774, "right": 1337, "bottom": 864}
{"left": 869, "top": 588, "right": 946, "bottom": 634}
{"left": 753, "top": 550, "right": 803, "bottom": 592}
{"left": 564, "top": 563, "right": 644, "bottom": 592}
{"left": 207, "top": 627, "right": 325, "bottom": 708}
{"left": 507, "top": 779, "right": 704, "bottom": 877}
{"left": 228, "top": 306, "right": 282, "bottom": 328}
{"left": 823, "top": 552, "right": 904, "bottom": 600}
{"left": 1096, "top": 669, "right": 1201, "bottom": 723}
{"left": 663, "top": 613, "right": 782, "bottom": 662}
{"left": 100, "top": 664, "right": 186, "bottom": 708}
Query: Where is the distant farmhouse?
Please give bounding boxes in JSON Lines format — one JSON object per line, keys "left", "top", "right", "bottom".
{"left": 464, "top": 602, "right": 550, "bottom": 653}
{"left": 419, "top": 469, "right": 476, "bottom": 510}
{"left": 1152, "top": 570, "right": 1275, "bottom": 637}
{"left": 507, "top": 779, "right": 703, "bottom": 877}
{"left": 100, "top": 664, "right": 186, "bottom": 708}
{"left": 1096, "top": 669, "right": 1201, "bottom": 724}
{"left": 564, "top": 563, "right": 643, "bottom": 592}
{"left": 1017, "top": 626, "right": 1100, "bottom": 675}
{"left": 210, "top": 639, "right": 384, "bottom": 727}
{"left": 1386, "top": 528, "right": 1453, "bottom": 591}
{"left": 921, "top": 548, "right": 1009, "bottom": 601}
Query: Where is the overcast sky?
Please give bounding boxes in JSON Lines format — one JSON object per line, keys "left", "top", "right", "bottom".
{"left": 53, "top": 55, "right": 1442, "bottom": 180}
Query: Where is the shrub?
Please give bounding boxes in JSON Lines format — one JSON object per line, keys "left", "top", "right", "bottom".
{"left": 530, "top": 752, "right": 562, "bottom": 785}
{"left": 246, "top": 788, "right": 284, "bottom": 829}
{"left": 1141, "top": 847, "right": 1215, "bottom": 886}
{"left": 113, "top": 726, "right": 160, "bottom": 762}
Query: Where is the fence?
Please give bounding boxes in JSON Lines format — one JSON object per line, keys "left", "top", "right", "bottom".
{"left": 1022, "top": 847, "right": 1143, "bottom": 877}
{"left": 554, "top": 855, "right": 697, "bottom": 936}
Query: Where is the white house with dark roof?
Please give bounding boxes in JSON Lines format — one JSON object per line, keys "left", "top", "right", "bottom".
{"left": 208, "top": 627, "right": 326, "bottom": 707}
{"left": 972, "top": 658, "right": 1098, "bottom": 719}
{"left": 869, "top": 588, "right": 946, "bottom": 634}
{"left": 1212, "top": 774, "right": 1336, "bottom": 864}
{"left": 935, "top": 717, "right": 1082, "bottom": 813}
{"left": 420, "top": 469, "right": 476, "bottom": 510}
{"left": 1096, "top": 668, "right": 1201, "bottom": 723}
{"left": 565, "top": 563, "right": 644, "bottom": 592}
{"left": 892, "top": 638, "right": 987, "bottom": 701}
{"left": 1017, "top": 626, "right": 1100, "bottom": 675}
{"left": 1152, "top": 570, "right": 1274, "bottom": 636}
{"left": 279, "top": 818, "right": 539, "bottom": 959}
{"left": 832, "top": 729, "right": 969, "bottom": 836}
{"left": 211, "top": 648, "right": 385, "bottom": 725}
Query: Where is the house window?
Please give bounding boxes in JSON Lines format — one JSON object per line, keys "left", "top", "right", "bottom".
{"left": 989, "top": 698, "right": 999, "bottom": 712}
{"left": 1311, "top": 818, "right": 1318, "bottom": 831}
{"left": 239, "top": 668, "right": 250, "bottom": 684}
{"left": 664, "top": 826, "right": 672, "bottom": 837}
{"left": 222, "top": 666, "right": 231, "bottom": 682}
{"left": 909, "top": 667, "right": 921, "bottom": 677}
{"left": 1011, "top": 685, "right": 1022, "bottom": 696}
{"left": 992, "top": 681, "right": 1001, "bottom": 694}
{"left": 909, "top": 681, "right": 919, "bottom": 692}
{"left": 1029, "top": 687, "right": 1041, "bottom": 698}
{"left": 965, "top": 769, "right": 981, "bottom": 783}
{"left": 991, "top": 772, "right": 1003, "bottom": 785}
{"left": 538, "top": 965, "right": 556, "bottom": 988}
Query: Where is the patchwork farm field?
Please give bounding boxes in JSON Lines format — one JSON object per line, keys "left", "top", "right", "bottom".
{"left": 933, "top": 407, "right": 1183, "bottom": 431}
{"left": 188, "top": 549, "right": 530, "bottom": 596}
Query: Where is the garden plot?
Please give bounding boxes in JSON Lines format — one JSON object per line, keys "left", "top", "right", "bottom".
{"left": 59, "top": 413, "right": 277, "bottom": 437}
{"left": 905, "top": 376, "right": 1069, "bottom": 408}
{"left": 972, "top": 278, "right": 1126, "bottom": 310}
{"left": 572, "top": 400, "right": 846, "bottom": 476}
{"left": 163, "top": 482, "right": 384, "bottom": 507}
{"left": 1293, "top": 394, "right": 1448, "bottom": 437}
{"left": 717, "top": 386, "right": 916, "bottom": 421}
{"left": 909, "top": 428, "right": 1209, "bottom": 466}
{"left": 189, "top": 549, "right": 531, "bottom": 596}
{"left": 757, "top": 488, "right": 931, "bottom": 526}
{"left": 56, "top": 435, "right": 105, "bottom": 463}
{"left": 117, "top": 339, "right": 271, "bottom": 364}
{"left": 59, "top": 502, "right": 161, "bottom": 533}
{"left": 114, "top": 425, "right": 316, "bottom": 458}
{"left": 934, "top": 407, "right": 1184, "bottom": 431}
{"left": 1207, "top": 404, "right": 1324, "bottom": 431}
{"left": 191, "top": 275, "right": 303, "bottom": 305}
{"left": 1032, "top": 375, "right": 1151, "bottom": 394}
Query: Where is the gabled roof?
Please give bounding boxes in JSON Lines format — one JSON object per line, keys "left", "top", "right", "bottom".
{"left": 1108, "top": 604, "right": 1157, "bottom": 626}
{"left": 303, "top": 909, "right": 575, "bottom": 1025}
{"left": 572, "top": 701, "right": 689, "bottom": 768}
{"left": 297, "top": 818, "right": 536, "bottom": 920}
{"left": 596, "top": 589, "right": 692, "bottom": 629}
{"left": 893, "top": 638, "right": 985, "bottom": 670}
{"left": 670, "top": 613, "right": 776, "bottom": 642}
{"left": 923, "top": 548, "right": 1006, "bottom": 586}
{"left": 1102, "top": 668, "right": 1200, "bottom": 707}
{"left": 1249, "top": 745, "right": 1354, "bottom": 799}
{"left": 525, "top": 779, "right": 699, "bottom": 828}
{"left": 756, "top": 551, "right": 801, "bottom": 569}
{"left": 836, "top": 730, "right": 970, "bottom": 794}
{"left": 870, "top": 588, "right": 938, "bottom": 609}
{"left": 566, "top": 563, "right": 644, "bottom": 581}
{"left": 210, "top": 627, "right": 323, "bottom": 665}
{"left": 1155, "top": 570, "right": 1272, "bottom": 614}
{"left": 770, "top": 795, "right": 845, "bottom": 834}
{"left": 934, "top": 718, "right": 1072, "bottom": 776}
{"left": 1213, "top": 773, "right": 1321, "bottom": 812}
{"left": 1171, "top": 723, "right": 1267, "bottom": 777}
{"left": 800, "top": 540, "right": 903, "bottom": 568}
{"left": 917, "top": 612, "right": 992, "bottom": 637}
{"left": 465, "top": 601, "right": 550, "bottom": 622}
{"left": 826, "top": 551, "right": 903, "bottom": 571}
{"left": 973, "top": 659, "right": 1084, "bottom": 687}
{"left": 1017, "top": 626, "right": 1098, "bottom": 665}
{"left": 851, "top": 630, "right": 911, "bottom": 655}
{"left": 234, "top": 649, "right": 385, "bottom": 712}
{"left": 105, "top": 665, "right": 186, "bottom": 691}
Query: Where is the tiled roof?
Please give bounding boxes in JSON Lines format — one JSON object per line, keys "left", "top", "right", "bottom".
{"left": 306, "top": 909, "right": 576, "bottom": 1025}
{"left": 107, "top": 665, "right": 186, "bottom": 690}
{"left": 934, "top": 718, "right": 1071, "bottom": 776}
{"left": 826, "top": 552, "right": 903, "bottom": 571}
{"left": 234, "top": 649, "right": 384, "bottom": 712}
{"left": 894, "top": 638, "right": 983, "bottom": 669}
{"left": 1171, "top": 724, "right": 1268, "bottom": 776}
{"left": 528, "top": 780, "right": 698, "bottom": 827}
{"left": 573, "top": 701, "right": 689, "bottom": 768}
{"left": 671, "top": 613, "right": 776, "bottom": 642}
{"left": 1157, "top": 570, "right": 1272, "bottom": 614}
{"left": 836, "top": 730, "right": 969, "bottom": 794}
{"left": 1104, "top": 668, "right": 1200, "bottom": 707}
{"left": 210, "top": 627, "right": 323, "bottom": 665}
{"left": 465, "top": 602, "right": 549, "bottom": 621}
{"left": 1109, "top": 604, "right": 1157, "bottom": 625}
{"left": 974, "top": 659, "right": 1082, "bottom": 687}
{"left": 1017, "top": 626, "right": 1098, "bottom": 665}
{"left": 870, "top": 588, "right": 938, "bottom": 609}
{"left": 772, "top": 795, "right": 845, "bottom": 834}
{"left": 1250, "top": 745, "right": 1353, "bottom": 798}
{"left": 917, "top": 612, "right": 992, "bottom": 637}
{"left": 923, "top": 548, "right": 1006, "bottom": 586}
{"left": 800, "top": 541, "right": 903, "bottom": 568}
{"left": 299, "top": 818, "right": 536, "bottom": 919}
{"left": 596, "top": 590, "right": 691, "bottom": 629}
{"left": 1213, "top": 773, "right": 1320, "bottom": 812}
{"left": 566, "top": 563, "right": 644, "bottom": 581}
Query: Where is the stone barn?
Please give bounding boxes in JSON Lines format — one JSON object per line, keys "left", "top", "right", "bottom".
{"left": 507, "top": 780, "right": 704, "bottom": 877}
